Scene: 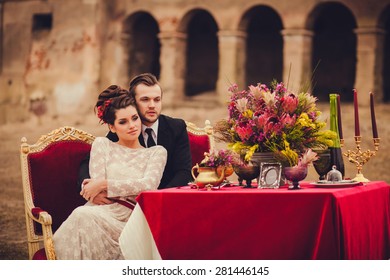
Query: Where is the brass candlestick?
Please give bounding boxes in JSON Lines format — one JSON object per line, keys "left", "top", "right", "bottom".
{"left": 341, "top": 137, "right": 380, "bottom": 182}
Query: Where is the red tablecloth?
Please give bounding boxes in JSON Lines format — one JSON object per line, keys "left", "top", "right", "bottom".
{"left": 136, "top": 181, "right": 390, "bottom": 260}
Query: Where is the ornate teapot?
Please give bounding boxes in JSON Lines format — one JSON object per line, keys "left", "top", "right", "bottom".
{"left": 191, "top": 164, "right": 225, "bottom": 189}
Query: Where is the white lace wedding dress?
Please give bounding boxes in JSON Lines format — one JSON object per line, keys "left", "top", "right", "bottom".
{"left": 53, "top": 137, "right": 167, "bottom": 260}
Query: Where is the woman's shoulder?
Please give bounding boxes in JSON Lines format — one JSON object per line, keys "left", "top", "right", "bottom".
{"left": 94, "top": 136, "right": 110, "bottom": 143}
{"left": 92, "top": 137, "right": 110, "bottom": 147}
{"left": 148, "top": 145, "right": 167, "bottom": 156}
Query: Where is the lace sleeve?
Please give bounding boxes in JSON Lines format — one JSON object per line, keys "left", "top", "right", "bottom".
{"left": 89, "top": 137, "right": 108, "bottom": 180}
{"left": 107, "top": 146, "right": 167, "bottom": 197}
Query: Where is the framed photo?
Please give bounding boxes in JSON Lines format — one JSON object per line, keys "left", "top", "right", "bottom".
{"left": 258, "top": 162, "right": 282, "bottom": 189}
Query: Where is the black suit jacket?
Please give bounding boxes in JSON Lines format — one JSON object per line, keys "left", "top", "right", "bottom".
{"left": 78, "top": 114, "right": 192, "bottom": 189}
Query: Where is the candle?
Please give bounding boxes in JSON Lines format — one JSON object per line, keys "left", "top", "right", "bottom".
{"left": 370, "top": 92, "right": 378, "bottom": 138}
{"left": 353, "top": 89, "right": 360, "bottom": 136}
{"left": 336, "top": 94, "right": 343, "bottom": 139}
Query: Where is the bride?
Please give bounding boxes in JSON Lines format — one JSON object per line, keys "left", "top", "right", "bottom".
{"left": 53, "top": 85, "right": 167, "bottom": 259}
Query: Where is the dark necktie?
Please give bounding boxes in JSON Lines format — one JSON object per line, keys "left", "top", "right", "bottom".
{"left": 145, "top": 128, "right": 156, "bottom": 147}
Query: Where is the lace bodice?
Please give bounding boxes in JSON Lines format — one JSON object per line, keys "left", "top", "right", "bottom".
{"left": 89, "top": 137, "right": 167, "bottom": 199}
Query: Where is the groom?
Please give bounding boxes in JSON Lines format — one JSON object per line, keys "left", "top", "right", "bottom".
{"left": 79, "top": 73, "right": 192, "bottom": 204}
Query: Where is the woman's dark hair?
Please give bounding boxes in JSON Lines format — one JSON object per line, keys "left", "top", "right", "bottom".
{"left": 129, "top": 73, "right": 162, "bottom": 98}
{"left": 94, "top": 85, "right": 136, "bottom": 125}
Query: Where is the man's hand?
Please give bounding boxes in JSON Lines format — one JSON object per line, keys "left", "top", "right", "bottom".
{"left": 91, "top": 191, "right": 113, "bottom": 205}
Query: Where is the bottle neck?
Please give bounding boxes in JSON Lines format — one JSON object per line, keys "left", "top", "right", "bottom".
{"left": 329, "top": 94, "right": 341, "bottom": 148}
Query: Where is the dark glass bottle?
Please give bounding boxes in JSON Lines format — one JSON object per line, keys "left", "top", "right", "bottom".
{"left": 329, "top": 94, "right": 345, "bottom": 178}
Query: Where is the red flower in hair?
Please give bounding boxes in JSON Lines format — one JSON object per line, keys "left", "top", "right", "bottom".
{"left": 97, "top": 99, "right": 112, "bottom": 123}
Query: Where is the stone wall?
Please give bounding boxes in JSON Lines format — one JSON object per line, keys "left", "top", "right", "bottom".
{"left": 1, "top": 0, "right": 390, "bottom": 123}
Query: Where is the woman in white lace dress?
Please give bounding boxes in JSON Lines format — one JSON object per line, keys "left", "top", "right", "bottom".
{"left": 53, "top": 86, "right": 167, "bottom": 259}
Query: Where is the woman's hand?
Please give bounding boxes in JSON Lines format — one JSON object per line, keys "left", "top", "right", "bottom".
{"left": 80, "top": 178, "right": 107, "bottom": 202}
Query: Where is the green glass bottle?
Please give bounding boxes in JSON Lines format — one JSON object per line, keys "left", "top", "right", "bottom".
{"left": 329, "top": 94, "right": 345, "bottom": 178}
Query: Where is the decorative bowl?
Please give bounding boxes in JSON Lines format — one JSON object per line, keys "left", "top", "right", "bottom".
{"left": 233, "top": 163, "right": 260, "bottom": 188}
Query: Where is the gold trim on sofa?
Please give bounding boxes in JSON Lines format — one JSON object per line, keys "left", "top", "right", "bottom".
{"left": 20, "top": 126, "right": 95, "bottom": 260}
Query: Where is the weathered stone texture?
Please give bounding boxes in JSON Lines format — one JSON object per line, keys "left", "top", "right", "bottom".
{"left": 1, "top": 0, "right": 390, "bottom": 123}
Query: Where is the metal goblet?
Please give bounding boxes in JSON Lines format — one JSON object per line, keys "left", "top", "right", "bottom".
{"left": 233, "top": 163, "right": 260, "bottom": 188}
{"left": 312, "top": 149, "right": 332, "bottom": 181}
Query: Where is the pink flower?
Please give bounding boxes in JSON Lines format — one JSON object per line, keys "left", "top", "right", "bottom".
{"left": 279, "top": 113, "right": 296, "bottom": 127}
{"left": 263, "top": 117, "right": 282, "bottom": 135}
{"left": 281, "top": 94, "right": 298, "bottom": 114}
{"left": 256, "top": 114, "right": 268, "bottom": 129}
{"left": 274, "top": 82, "right": 287, "bottom": 94}
{"left": 228, "top": 83, "right": 238, "bottom": 93}
{"left": 236, "top": 125, "right": 253, "bottom": 142}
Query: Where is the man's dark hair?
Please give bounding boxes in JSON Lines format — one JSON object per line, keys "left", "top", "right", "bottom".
{"left": 129, "top": 73, "right": 162, "bottom": 98}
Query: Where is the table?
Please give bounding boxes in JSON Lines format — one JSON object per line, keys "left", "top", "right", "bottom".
{"left": 119, "top": 181, "right": 390, "bottom": 260}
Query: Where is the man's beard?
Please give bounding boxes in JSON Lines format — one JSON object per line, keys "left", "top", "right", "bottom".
{"left": 140, "top": 113, "right": 159, "bottom": 124}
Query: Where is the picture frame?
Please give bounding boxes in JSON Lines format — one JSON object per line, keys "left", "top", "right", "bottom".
{"left": 258, "top": 162, "right": 282, "bottom": 189}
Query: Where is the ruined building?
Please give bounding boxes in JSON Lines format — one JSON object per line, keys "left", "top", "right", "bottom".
{"left": 1, "top": 0, "right": 390, "bottom": 123}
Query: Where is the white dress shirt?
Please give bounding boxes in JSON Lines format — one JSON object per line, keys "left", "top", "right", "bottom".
{"left": 142, "top": 120, "right": 159, "bottom": 146}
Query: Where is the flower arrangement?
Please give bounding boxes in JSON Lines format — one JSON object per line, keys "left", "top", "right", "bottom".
{"left": 214, "top": 81, "right": 336, "bottom": 167}
{"left": 199, "top": 149, "right": 239, "bottom": 168}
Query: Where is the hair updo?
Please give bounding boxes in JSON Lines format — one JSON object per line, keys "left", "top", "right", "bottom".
{"left": 95, "top": 85, "right": 136, "bottom": 125}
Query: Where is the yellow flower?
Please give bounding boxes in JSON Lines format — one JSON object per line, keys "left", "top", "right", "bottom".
{"left": 297, "top": 113, "right": 316, "bottom": 129}
{"left": 243, "top": 109, "right": 253, "bottom": 119}
{"left": 244, "top": 145, "right": 259, "bottom": 162}
{"left": 280, "top": 148, "right": 299, "bottom": 166}
{"left": 316, "top": 130, "right": 337, "bottom": 147}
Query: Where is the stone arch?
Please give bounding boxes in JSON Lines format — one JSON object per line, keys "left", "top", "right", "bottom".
{"left": 238, "top": 5, "right": 283, "bottom": 86}
{"left": 178, "top": 9, "right": 219, "bottom": 96}
{"left": 379, "top": 5, "right": 390, "bottom": 102}
{"left": 122, "top": 11, "right": 161, "bottom": 80}
{"left": 307, "top": 2, "right": 357, "bottom": 102}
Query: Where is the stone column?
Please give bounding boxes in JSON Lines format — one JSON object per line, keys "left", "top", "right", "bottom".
{"left": 0, "top": 3, "right": 4, "bottom": 123}
{"left": 280, "top": 29, "right": 314, "bottom": 92}
{"left": 354, "top": 27, "right": 386, "bottom": 105}
{"left": 116, "top": 32, "right": 132, "bottom": 87}
{"left": 0, "top": 2, "right": 3, "bottom": 76}
{"left": 158, "top": 31, "right": 187, "bottom": 108}
{"left": 216, "top": 30, "right": 247, "bottom": 104}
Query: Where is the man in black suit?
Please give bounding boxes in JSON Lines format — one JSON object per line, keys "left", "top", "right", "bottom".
{"left": 79, "top": 73, "right": 192, "bottom": 204}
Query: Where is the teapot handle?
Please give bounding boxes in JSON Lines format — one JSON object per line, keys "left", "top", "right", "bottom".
{"left": 217, "top": 166, "right": 225, "bottom": 181}
{"left": 191, "top": 164, "right": 199, "bottom": 180}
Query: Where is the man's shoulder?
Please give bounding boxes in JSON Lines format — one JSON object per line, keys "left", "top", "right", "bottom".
{"left": 159, "top": 114, "right": 186, "bottom": 128}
